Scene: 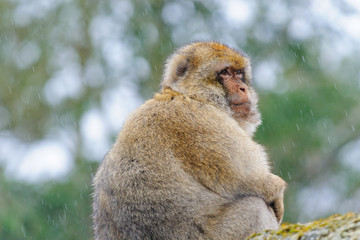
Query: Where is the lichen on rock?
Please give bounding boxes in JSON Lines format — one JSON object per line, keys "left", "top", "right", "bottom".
{"left": 248, "top": 212, "right": 360, "bottom": 240}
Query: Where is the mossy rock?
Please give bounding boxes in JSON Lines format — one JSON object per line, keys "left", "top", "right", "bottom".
{"left": 248, "top": 212, "right": 360, "bottom": 239}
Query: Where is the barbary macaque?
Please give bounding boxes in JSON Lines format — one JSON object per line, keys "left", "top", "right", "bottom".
{"left": 92, "top": 41, "right": 286, "bottom": 240}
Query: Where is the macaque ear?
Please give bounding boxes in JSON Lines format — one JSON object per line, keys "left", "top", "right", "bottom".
{"left": 162, "top": 54, "right": 190, "bottom": 87}
{"left": 176, "top": 59, "right": 188, "bottom": 77}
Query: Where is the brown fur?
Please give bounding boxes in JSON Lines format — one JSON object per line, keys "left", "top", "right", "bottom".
{"left": 92, "top": 41, "right": 286, "bottom": 240}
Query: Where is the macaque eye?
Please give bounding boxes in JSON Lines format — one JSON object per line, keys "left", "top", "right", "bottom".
{"left": 219, "top": 69, "right": 230, "bottom": 76}
{"left": 235, "top": 70, "right": 243, "bottom": 76}
{"left": 236, "top": 70, "right": 245, "bottom": 82}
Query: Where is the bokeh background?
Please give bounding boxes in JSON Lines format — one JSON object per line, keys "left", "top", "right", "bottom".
{"left": 1, "top": 0, "right": 360, "bottom": 239}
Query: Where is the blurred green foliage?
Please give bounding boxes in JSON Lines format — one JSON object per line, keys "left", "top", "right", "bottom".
{"left": 1, "top": 0, "right": 360, "bottom": 239}
{"left": 0, "top": 161, "right": 97, "bottom": 239}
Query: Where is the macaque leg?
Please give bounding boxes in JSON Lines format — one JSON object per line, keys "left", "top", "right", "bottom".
{"left": 204, "top": 196, "right": 278, "bottom": 239}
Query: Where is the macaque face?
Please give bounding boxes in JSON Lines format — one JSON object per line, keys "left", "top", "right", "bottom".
{"left": 217, "top": 67, "right": 251, "bottom": 118}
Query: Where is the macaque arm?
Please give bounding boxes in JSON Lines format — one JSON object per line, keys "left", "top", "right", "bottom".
{"left": 202, "top": 196, "right": 279, "bottom": 239}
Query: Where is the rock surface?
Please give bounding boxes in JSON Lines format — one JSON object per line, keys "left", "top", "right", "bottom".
{"left": 248, "top": 212, "right": 360, "bottom": 239}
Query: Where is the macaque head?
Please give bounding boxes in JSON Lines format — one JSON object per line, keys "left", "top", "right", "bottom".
{"left": 161, "top": 41, "right": 261, "bottom": 136}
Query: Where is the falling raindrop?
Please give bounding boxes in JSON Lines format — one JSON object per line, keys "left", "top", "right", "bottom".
{"left": 351, "top": 125, "right": 355, "bottom": 132}
{"left": 296, "top": 123, "right": 300, "bottom": 131}
{"left": 21, "top": 225, "right": 26, "bottom": 237}
{"left": 63, "top": 210, "right": 67, "bottom": 221}
{"left": 298, "top": 77, "right": 302, "bottom": 85}
{"left": 287, "top": 172, "right": 292, "bottom": 180}
{"left": 344, "top": 109, "right": 348, "bottom": 117}
{"left": 23, "top": 97, "right": 29, "bottom": 105}
{"left": 310, "top": 109, "right": 314, "bottom": 117}
{"left": 302, "top": 55, "right": 305, "bottom": 62}
{"left": 327, "top": 136, "right": 332, "bottom": 144}
{"left": 277, "top": 39, "right": 280, "bottom": 46}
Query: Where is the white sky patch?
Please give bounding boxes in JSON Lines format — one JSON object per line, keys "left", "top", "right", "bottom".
{"left": 102, "top": 83, "right": 143, "bottom": 133}
{"left": 43, "top": 64, "right": 83, "bottom": 105}
{"left": 298, "top": 183, "right": 340, "bottom": 222}
{"left": 83, "top": 59, "right": 106, "bottom": 88}
{"left": 345, "top": 0, "right": 360, "bottom": 11}
{"left": 319, "top": 40, "right": 348, "bottom": 73}
{"left": 254, "top": 59, "right": 282, "bottom": 91}
{"left": 47, "top": 126, "right": 79, "bottom": 155}
{"left": 341, "top": 14, "right": 360, "bottom": 42}
{"left": 266, "top": 0, "right": 289, "bottom": 26}
{"left": 102, "top": 40, "right": 133, "bottom": 76}
{"left": 7, "top": 140, "right": 73, "bottom": 183}
{"left": 90, "top": 16, "right": 114, "bottom": 45}
{"left": 0, "top": 133, "right": 25, "bottom": 166}
{"left": 310, "top": 0, "right": 360, "bottom": 43}
{"left": 220, "top": 0, "right": 255, "bottom": 26}
{"left": 49, "top": 46, "right": 80, "bottom": 70}
{"left": 133, "top": 57, "right": 151, "bottom": 80}
{"left": 339, "top": 138, "right": 360, "bottom": 171}
{"left": 110, "top": 0, "right": 134, "bottom": 22}
{"left": 311, "top": 0, "right": 342, "bottom": 24}
{"left": 13, "top": 0, "right": 61, "bottom": 27}
{"left": 143, "top": 23, "right": 160, "bottom": 46}
{"left": 80, "top": 108, "right": 111, "bottom": 161}
{"left": 89, "top": 14, "right": 134, "bottom": 78}
{"left": 339, "top": 188, "right": 360, "bottom": 213}
{"left": 287, "top": 18, "right": 314, "bottom": 41}
{"left": 89, "top": 0, "right": 133, "bottom": 45}
{"left": 14, "top": 41, "right": 41, "bottom": 69}
{"left": 162, "top": 2, "right": 187, "bottom": 26}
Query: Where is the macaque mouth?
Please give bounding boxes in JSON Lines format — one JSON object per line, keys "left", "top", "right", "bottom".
{"left": 229, "top": 102, "right": 251, "bottom": 115}
{"left": 230, "top": 102, "right": 250, "bottom": 106}
{"left": 230, "top": 101, "right": 251, "bottom": 108}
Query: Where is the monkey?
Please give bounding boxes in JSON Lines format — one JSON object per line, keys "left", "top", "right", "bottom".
{"left": 92, "top": 41, "right": 286, "bottom": 240}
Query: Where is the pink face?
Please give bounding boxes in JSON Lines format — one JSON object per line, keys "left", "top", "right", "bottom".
{"left": 217, "top": 67, "right": 251, "bottom": 118}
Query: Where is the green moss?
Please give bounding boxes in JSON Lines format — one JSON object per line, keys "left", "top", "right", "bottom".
{"left": 248, "top": 213, "right": 360, "bottom": 239}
